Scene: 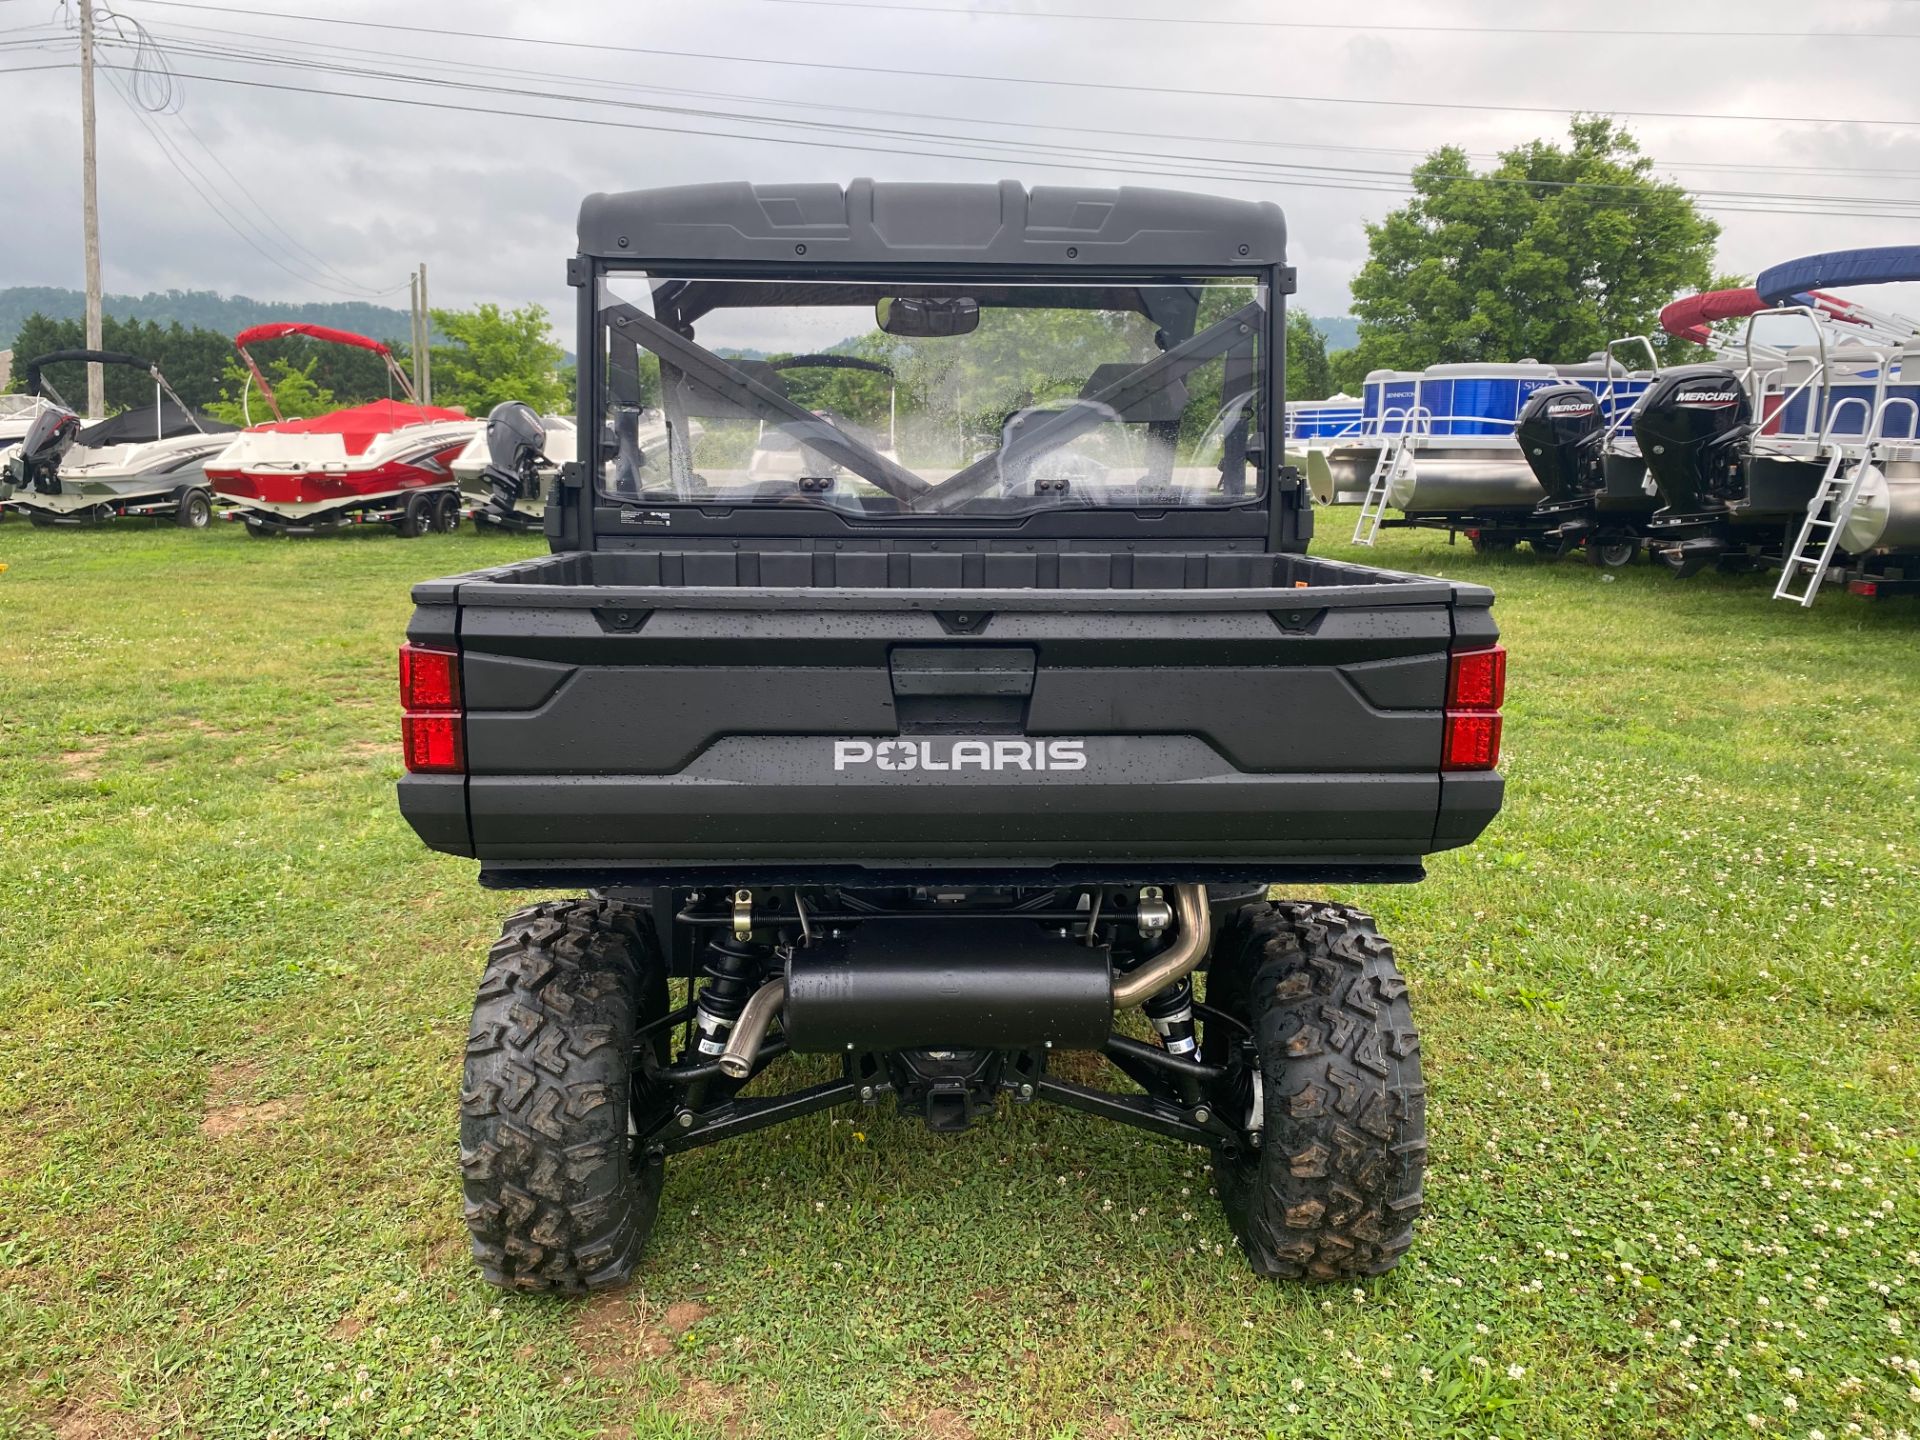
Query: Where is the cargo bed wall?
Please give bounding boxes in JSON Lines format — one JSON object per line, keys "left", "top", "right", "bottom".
{"left": 399, "top": 552, "right": 1500, "bottom": 885}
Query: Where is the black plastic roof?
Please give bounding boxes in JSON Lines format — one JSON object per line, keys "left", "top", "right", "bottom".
{"left": 578, "top": 179, "right": 1288, "bottom": 270}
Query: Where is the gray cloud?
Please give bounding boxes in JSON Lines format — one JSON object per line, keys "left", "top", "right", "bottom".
{"left": 6, "top": 0, "right": 1918, "bottom": 328}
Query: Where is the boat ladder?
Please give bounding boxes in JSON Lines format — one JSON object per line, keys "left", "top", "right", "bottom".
{"left": 1773, "top": 445, "right": 1870, "bottom": 607}
{"left": 1771, "top": 392, "right": 1910, "bottom": 607}
{"left": 1351, "top": 437, "right": 1409, "bottom": 547}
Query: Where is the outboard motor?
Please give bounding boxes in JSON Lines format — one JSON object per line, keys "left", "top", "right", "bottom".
{"left": 5, "top": 403, "right": 82, "bottom": 497}
{"left": 1515, "top": 384, "right": 1604, "bottom": 503}
{"left": 1632, "top": 368, "right": 1752, "bottom": 516}
{"left": 480, "top": 400, "right": 547, "bottom": 520}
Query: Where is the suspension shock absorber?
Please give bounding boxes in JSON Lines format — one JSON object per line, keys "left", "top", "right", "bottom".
{"left": 694, "top": 931, "right": 767, "bottom": 1062}
{"left": 1143, "top": 976, "right": 1198, "bottom": 1059}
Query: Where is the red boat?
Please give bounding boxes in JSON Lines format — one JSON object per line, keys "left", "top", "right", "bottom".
{"left": 205, "top": 323, "right": 480, "bottom": 536}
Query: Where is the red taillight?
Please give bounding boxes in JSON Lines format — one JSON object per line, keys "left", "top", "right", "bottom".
{"left": 1446, "top": 645, "right": 1506, "bottom": 710}
{"left": 399, "top": 643, "right": 464, "bottom": 773}
{"left": 402, "top": 712, "right": 464, "bottom": 772}
{"left": 1849, "top": 579, "right": 1879, "bottom": 597}
{"left": 1443, "top": 643, "right": 1505, "bottom": 772}
{"left": 400, "top": 643, "right": 461, "bottom": 711}
{"left": 1442, "top": 712, "right": 1503, "bottom": 770}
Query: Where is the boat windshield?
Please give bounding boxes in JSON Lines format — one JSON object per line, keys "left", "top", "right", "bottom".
{"left": 594, "top": 273, "right": 1268, "bottom": 517}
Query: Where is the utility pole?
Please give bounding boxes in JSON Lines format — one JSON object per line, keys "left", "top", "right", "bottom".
{"left": 79, "top": 0, "right": 104, "bottom": 417}
{"left": 417, "top": 262, "right": 432, "bottom": 405}
{"left": 409, "top": 270, "right": 422, "bottom": 399}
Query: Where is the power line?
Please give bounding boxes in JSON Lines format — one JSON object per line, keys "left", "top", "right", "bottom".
{"left": 118, "top": 0, "right": 1920, "bottom": 131}
{"left": 132, "top": 16, "right": 1920, "bottom": 184}
{"left": 108, "top": 32, "right": 1920, "bottom": 218}
{"left": 90, "top": 63, "right": 1412, "bottom": 197}
{"left": 89, "top": 60, "right": 1920, "bottom": 222}
{"left": 742, "top": 0, "right": 1920, "bottom": 40}
{"left": 99, "top": 66, "right": 406, "bottom": 297}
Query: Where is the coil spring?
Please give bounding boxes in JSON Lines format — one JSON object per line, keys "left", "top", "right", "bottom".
{"left": 693, "top": 933, "right": 763, "bottom": 1058}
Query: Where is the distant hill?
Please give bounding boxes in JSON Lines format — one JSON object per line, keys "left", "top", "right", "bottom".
{"left": 0, "top": 287, "right": 426, "bottom": 351}
{"left": 1303, "top": 312, "right": 1358, "bottom": 352}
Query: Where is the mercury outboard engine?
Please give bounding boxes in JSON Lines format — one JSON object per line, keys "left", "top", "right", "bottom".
{"left": 1515, "top": 384, "right": 1604, "bottom": 504}
{"left": 1632, "top": 368, "right": 1752, "bottom": 517}
{"left": 5, "top": 403, "right": 82, "bottom": 497}
{"left": 479, "top": 400, "right": 547, "bottom": 523}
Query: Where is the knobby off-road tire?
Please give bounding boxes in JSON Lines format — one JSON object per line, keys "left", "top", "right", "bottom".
{"left": 461, "top": 899, "right": 670, "bottom": 1292}
{"left": 1207, "top": 902, "right": 1426, "bottom": 1281}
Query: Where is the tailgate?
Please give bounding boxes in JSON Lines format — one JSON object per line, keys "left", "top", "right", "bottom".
{"left": 400, "top": 555, "right": 1501, "bottom": 884}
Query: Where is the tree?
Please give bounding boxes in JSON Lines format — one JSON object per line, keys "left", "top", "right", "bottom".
{"left": 7, "top": 313, "right": 236, "bottom": 413}
{"left": 429, "top": 303, "right": 567, "bottom": 417}
{"left": 1285, "top": 312, "right": 1334, "bottom": 400}
{"left": 1341, "top": 116, "right": 1719, "bottom": 381}
{"left": 204, "top": 356, "right": 337, "bottom": 426}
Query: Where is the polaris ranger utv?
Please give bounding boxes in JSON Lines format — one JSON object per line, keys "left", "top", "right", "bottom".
{"left": 396, "top": 181, "right": 1507, "bottom": 1292}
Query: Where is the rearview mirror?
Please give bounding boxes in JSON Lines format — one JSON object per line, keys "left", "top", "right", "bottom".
{"left": 876, "top": 297, "right": 980, "bottom": 338}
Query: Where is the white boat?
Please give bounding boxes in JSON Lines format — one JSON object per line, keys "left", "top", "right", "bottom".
{"left": 205, "top": 323, "right": 480, "bottom": 536}
{"left": 5, "top": 349, "right": 237, "bottom": 527}
{"left": 453, "top": 413, "right": 577, "bottom": 529}
{"left": 0, "top": 394, "right": 62, "bottom": 506}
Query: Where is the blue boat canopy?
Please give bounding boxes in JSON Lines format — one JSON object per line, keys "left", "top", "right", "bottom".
{"left": 1757, "top": 246, "right": 1920, "bottom": 307}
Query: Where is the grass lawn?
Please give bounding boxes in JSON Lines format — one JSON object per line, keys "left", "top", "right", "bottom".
{"left": 0, "top": 514, "right": 1916, "bottom": 1440}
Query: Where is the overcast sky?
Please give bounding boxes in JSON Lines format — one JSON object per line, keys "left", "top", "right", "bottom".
{"left": 6, "top": 0, "right": 1918, "bottom": 332}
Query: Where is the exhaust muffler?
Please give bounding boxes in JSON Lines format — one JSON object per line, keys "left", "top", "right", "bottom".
{"left": 716, "top": 884, "right": 1209, "bottom": 1079}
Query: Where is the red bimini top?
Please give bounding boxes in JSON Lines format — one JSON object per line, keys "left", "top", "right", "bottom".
{"left": 1659, "top": 288, "right": 1772, "bottom": 345}
{"left": 234, "top": 322, "right": 396, "bottom": 356}
{"left": 251, "top": 399, "right": 471, "bottom": 455}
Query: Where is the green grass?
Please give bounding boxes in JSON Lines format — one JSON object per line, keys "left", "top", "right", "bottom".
{"left": 0, "top": 515, "right": 1916, "bottom": 1439}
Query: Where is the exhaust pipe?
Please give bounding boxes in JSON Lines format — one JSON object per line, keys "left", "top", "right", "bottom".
{"left": 1111, "top": 883, "right": 1210, "bottom": 1011}
{"left": 716, "top": 976, "right": 786, "bottom": 1080}
{"left": 714, "top": 883, "right": 1211, "bottom": 1078}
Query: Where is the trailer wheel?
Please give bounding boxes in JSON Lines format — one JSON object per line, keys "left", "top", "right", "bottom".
{"left": 1586, "top": 536, "right": 1638, "bottom": 568}
{"left": 461, "top": 898, "right": 670, "bottom": 1293}
{"left": 432, "top": 491, "right": 461, "bottom": 533}
{"left": 28, "top": 513, "right": 56, "bottom": 528}
{"left": 1205, "top": 901, "right": 1426, "bottom": 1281}
{"left": 176, "top": 489, "right": 213, "bottom": 529}
{"left": 395, "top": 492, "right": 433, "bottom": 538}
{"left": 1469, "top": 533, "right": 1515, "bottom": 554}
{"left": 244, "top": 516, "right": 277, "bottom": 539}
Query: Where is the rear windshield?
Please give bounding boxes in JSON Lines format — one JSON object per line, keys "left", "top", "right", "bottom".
{"left": 593, "top": 273, "right": 1269, "bottom": 519}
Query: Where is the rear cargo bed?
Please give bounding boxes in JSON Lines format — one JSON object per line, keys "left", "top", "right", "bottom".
{"left": 400, "top": 547, "right": 1500, "bottom": 887}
